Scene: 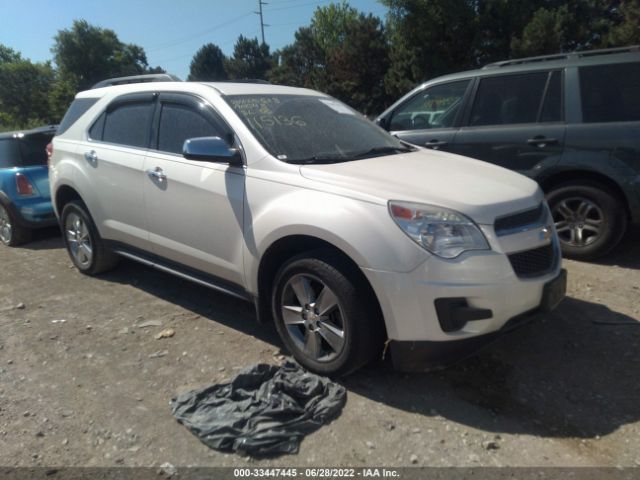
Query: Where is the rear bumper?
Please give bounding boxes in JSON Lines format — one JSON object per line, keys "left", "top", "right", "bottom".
{"left": 0, "top": 193, "right": 56, "bottom": 229}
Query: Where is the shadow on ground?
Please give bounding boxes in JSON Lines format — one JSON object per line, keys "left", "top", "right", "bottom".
{"left": 96, "top": 257, "right": 640, "bottom": 440}
{"left": 592, "top": 225, "right": 640, "bottom": 269}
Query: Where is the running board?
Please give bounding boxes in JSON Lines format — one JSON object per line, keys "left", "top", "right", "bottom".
{"left": 113, "top": 249, "right": 252, "bottom": 302}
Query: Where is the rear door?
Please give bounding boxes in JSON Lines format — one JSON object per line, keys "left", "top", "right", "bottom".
{"left": 142, "top": 93, "right": 246, "bottom": 285}
{"left": 84, "top": 93, "right": 155, "bottom": 249}
{"left": 451, "top": 70, "right": 566, "bottom": 177}
{"left": 386, "top": 79, "right": 472, "bottom": 151}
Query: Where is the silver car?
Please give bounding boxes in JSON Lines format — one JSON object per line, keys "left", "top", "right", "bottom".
{"left": 50, "top": 76, "right": 566, "bottom": 375}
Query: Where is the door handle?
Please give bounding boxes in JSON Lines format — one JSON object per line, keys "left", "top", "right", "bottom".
{"left": 425, "top": 140, "right": 447, "bottom": 149}
{"left": 84, "top": 150, "right": 98, "bottom": 164}
{"left": 146, "top": 167, "right": 166, "bottom": 182}
{"left": 527, "top": 136, "right": 558, "bottom": 147}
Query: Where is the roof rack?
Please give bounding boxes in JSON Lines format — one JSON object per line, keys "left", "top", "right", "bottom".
{"left": 483, "top": 45, "right": 639, "bottom": 69}
{"left": 91, "top": 73, "right": 182, "bottom": 89}
{"left": 212, "top": 79, "right": 271, "bottom": 84}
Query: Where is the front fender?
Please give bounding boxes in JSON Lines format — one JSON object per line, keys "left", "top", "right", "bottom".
{"left": 243, "top": 183, "right": 429, "bottom": 293}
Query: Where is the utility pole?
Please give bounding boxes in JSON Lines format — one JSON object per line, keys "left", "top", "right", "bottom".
{"left": 255, "top": 0, "right": 268, "bottom": 44}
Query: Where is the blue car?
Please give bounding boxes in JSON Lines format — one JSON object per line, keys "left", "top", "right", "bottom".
{"left": 0, "top": 125, "right": 57, "bottom": 246}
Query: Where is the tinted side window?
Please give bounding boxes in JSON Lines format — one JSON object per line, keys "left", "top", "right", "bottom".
{"left": 57, "top": 98, "right": 99, "bottom": 136}
{"left": 580, "top": 62, "right": 640, "bottom": 123}
{"left": 89, "top": 113, "right": 106, "bottom": 141}
{"left": 18, "top": 133, "right": 53, "bottom": 166}
{"left": 390, "top": 80, "right": 470, "bottom": 131}
{"left": 157, "top": 103, "right": 222, "bottom": 155}
{"left": 0, "top": 139, "right": 20, "bottom": 169}
{"left": 470, "top": 72, "right": 548, "bottom": 126}
{"left": 103, "top": 102, "right": 154, "bottom": 148}
{"left": 540, "top": 71, "right": 562, "bottom": 123}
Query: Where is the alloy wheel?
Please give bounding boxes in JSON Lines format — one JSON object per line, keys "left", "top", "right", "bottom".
{"left": 65, "top": 212, "right": 93, "bottom": 267}
{"left": 0, "top": 205, "right": 12, "bottom": 245}
{"left": 552, "top": 197, "right": 604, "bottom": 247}
{"left": 280, "top": 273, "right": 346, "bottom": 362}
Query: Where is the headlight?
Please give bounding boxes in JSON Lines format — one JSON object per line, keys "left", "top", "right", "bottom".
{"left": 389, "top": 201, "right": 489, "bottom": 259}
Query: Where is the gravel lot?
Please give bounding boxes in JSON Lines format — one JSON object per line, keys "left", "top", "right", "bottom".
{"left": 0, "top": 227, "right": 639, "bottom": 468}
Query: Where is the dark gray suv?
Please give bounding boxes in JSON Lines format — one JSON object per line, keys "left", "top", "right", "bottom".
{"left": 376, "top": 46, "right": 640, "bottom": 260}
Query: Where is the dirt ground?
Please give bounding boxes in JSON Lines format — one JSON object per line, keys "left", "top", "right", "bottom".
{"left": 0, "top": 226, "right": 639, "bottom": 468}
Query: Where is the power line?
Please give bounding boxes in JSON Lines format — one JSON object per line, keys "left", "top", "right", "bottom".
{"left": 147, "top": 10, "right": 254, "bottom": 53}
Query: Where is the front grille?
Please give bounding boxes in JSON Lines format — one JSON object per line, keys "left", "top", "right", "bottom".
{"left": 508, "top": 243, "right": 555, "bottom": 278}
{"left": 494, "top": 204, "right": 544, "bottom": 236}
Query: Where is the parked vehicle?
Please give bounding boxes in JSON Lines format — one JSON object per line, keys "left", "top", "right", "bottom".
{"left": 376, "top": 46, "right": 640, "bottom": 260}
{"left": 0, "top": 125, "right": 57, "bottom": 246}
{"left": 50, "top": 75, "right": 565, "bottom": 375}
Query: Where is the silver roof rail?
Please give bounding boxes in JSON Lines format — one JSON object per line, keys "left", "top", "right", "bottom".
{"left": 483, "top": 45, "right": 640, "bottom": 69}
{"left": 91, "top": 73, "right": 182, "bottom": 89}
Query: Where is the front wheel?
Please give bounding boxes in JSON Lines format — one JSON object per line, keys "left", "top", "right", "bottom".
{"left": 547, "top": 182, "right": 627, "bottom": 260}
{"left": 272, "top": 251, "right": 384, "bottom": 376}
{"left": 61, "top": 200, "right": 119, "bottom": 275}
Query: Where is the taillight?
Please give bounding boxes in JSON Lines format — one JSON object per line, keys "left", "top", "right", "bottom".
{"left": 16, "top": 173, "right": 34, "bottom": 196}
{"left": 46, "top": 142, "right": 53, "bottom": 166}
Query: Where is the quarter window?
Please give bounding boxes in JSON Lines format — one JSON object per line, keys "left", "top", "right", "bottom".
{"left": 102, "top": 101, "right": 154, "bottom": 148}
{"left": 580, "top": 62, "right": 640, "bottom": 123}
{"left": 157, "top": 103, "right": 222, "bottom": 155}
{"left": 470, "top": 72, "right": 548, "bottom": 126}
{"left": 390, "top": 80, "right": 470, "bottom": 131}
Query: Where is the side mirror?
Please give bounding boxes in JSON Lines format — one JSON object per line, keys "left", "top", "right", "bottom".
{"left": 375, "top": 116, "right": 389, "bottom": 130}
{"left": 182, "top": 137, "right": 243, "bottom": 166}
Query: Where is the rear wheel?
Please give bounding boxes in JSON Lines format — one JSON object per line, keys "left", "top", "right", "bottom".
{"left": 546, "top": 182, "right": 627, "bottom": 260}
{"left": 272, "top": 251, "right": 384, "bottom": 376}
{"left": 0, "top": 203, "right": 32, "bottom": 246}
{"left": 61, "top": 200, "right": 118, "bottom": 275}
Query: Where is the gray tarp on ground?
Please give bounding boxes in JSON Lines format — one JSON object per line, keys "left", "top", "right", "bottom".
{"left": 170, "top": 361, "right": 347, "bottom": 456}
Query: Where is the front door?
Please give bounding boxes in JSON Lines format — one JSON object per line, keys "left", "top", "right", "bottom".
{"left": 386, "top": 79, "right": 472, "bottom": 151}
{"left": 143, "top": 93, "right": 246, "bottom": 285}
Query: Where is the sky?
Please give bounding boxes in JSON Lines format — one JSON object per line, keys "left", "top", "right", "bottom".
{"left": 0, "top": 0, "right": 388, "bottom": 80}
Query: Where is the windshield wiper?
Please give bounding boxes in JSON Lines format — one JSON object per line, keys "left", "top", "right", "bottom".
{"left": 286, "top": 155, "right": 349, "bottom": 165}
{"left": 345, "top": 145, "right": 415, "bottom": 160}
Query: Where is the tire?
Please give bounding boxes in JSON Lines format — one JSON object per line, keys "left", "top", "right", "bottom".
{"left": 0, "top": 202, "right": 32, "bottom": 247}
{"left": 61, "top": 200, "right": 119, "bottom": 275}
{"left": 546, "top": 182, "right": 627, "bottom": 260}
{"left": 271, "top": 250, "right": 384, "bottom": 377}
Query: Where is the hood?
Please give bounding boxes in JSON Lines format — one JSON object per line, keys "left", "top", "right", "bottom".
{"left": 299, "top": 149, "right": 542, "bottom": 225}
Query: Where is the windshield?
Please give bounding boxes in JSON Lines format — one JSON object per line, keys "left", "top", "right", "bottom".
{"left": 225, "top": 94, "right": 413, "bottom": 164}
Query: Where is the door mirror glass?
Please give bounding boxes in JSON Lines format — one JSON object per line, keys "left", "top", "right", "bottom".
{"left": 182, "top": 137, "right": 242, "bottom": 165}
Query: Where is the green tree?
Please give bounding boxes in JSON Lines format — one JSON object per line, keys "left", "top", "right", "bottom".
{"left": 510, "top": 6, "right": 570, "bottom": 57}
{"left": 0, "top": 60, "right": 56, "bottom": 130}
{"left": 188, "top": 43, "right": 228, "bottom": 81}
{"left": 225, "top": 36, "right": 273, "bottom": 80}
{"left": 309, "top": 1, "right": 359, "bottom": 52}
{"left": 0, "top": 45, "right": 21, "bottom": 64}
{"left": 268, "top": 27, "right": 326, "bottom": 88}
{"left": 604, "top": 0, "right": 640, "bottom": 46}
{"left": 51, "top": 20, "right": 152, "bottom": 91}
{"left": 382, "top": 0, "right": 478, "bottom": 98}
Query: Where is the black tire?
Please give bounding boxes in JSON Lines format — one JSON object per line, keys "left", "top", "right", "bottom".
{"left": 60, "top": 200, "right": 119, "bottom": 275}
{"left": 0, "top": 202, "right": 32, "bottom": 247}
{"left": 272, "top": 250, "right": 384, "bottom": 377}
{"left": 546, "top": 182, "right": 627, "bottom": 260}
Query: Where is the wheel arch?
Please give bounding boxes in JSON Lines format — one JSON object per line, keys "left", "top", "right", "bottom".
{"left": 538, "top": 169, "right": 631, "bottom": 221}
{"left": 54, "top": 184, "right": 83, "bottom": 218}
{"left": 254, "top": 234, "right": 387, "bottom": 338}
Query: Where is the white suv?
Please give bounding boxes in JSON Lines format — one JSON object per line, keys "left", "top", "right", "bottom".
{"left": 50, "top": 76, "right": 566, "bottom": 375}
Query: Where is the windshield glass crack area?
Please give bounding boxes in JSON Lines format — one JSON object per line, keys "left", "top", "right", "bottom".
{"left": 225, "top": 94, "right": 414, "bottom": 164}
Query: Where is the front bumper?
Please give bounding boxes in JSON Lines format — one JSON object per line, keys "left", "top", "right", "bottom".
{"left": 388, "top": 268, "right": 566, "bottom": 371}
